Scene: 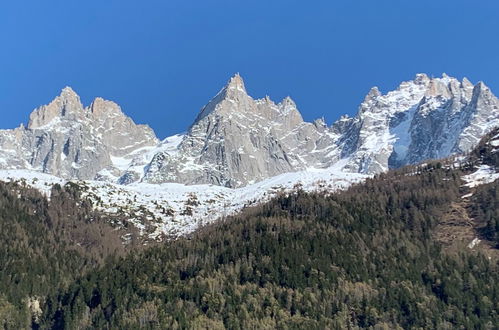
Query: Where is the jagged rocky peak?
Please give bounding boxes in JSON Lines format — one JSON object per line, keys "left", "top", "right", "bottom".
{"left": 417, "top": 73, "right": 476, "bottom": 100}
{"left": 88, "top": 96, "right": 158, "bottom": 140}
{"left": 190, "top": 74, "right": 306, "bottom": 129}
{"left": 276, "top": 96, "right": 304, "bottom": 128}
{"left": 358, "top": 73, "right": 476, "bottom": 112}
{"left": 426, "top": 77, "right": 453, "bottom": 98}
{"left": 0, "top": 86, "right": 159, "bottom": 181}
{"left": 279, "top": 96, "right": 297, "bottom": 110}
{"left": 414, "top": 73, "right": 430, "bottom": 85}
{"left": 225, "top": 73, "right": 246, "bottom": 93}
{"left": 0, "top": 72, "right": 498, "bottom": 189}
{"left": 28, "top": 86, "right": 84, "bottom": 129}
{"left": 358, "top": 87, "right": 381, "bottom": 113}
{"left": 89, "top": 97, "right": 122, "bottom": 117}
{"left": 60, "top": 86, "right": 79, "bottom": 98}
{"left": 339, "top": 73, "right": 499, "bottom": 175}
{"left": 461, "top": 77, "right": 474, "bottom": 89}
{"left": 472, "top": 81, "right": 491, "bottom": 95}
{"left": 366, "top": 86, "right": 381, "bottom": 99}
{"left": 191, "top": 73, "right": 304, "bottom": 128}
{"left": 313, "top": 117, "right": 328, "bottom": 132}
{"left": 141, "top": 74, "right": 333, "bottom": 187}
{"left": 192, "top": 73, "right": 251, "bottom": 124}
{"left": 140, "top": 72, "right": 499, "bottom": 187}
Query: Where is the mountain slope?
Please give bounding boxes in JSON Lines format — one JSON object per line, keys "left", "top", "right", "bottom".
{"left": 142, "top": 73, "right": 499, "bottom": 186}
{"left": 37, "top": 138, "right": 499, "bottom": 329}
{"left": 0, "top": 162, "right": 367, "bottom": 241}
{"left": 1, "top": 128, "right": 497, "bottom": 328}
{"left": 0, "top": 73, "right": 497, "bottom": 241}
{"left": 0, "top": 180, "right": 132, "bottom": 327}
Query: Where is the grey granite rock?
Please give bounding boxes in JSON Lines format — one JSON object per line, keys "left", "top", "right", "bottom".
{"left": 0, "top": 73, "right": 497, "bottom": 188}
{"left": 0, "top": 87, "right": 158, "bottom": 180}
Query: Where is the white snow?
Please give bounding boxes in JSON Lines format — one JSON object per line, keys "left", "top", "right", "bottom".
{"left": 0, "top": 73, "right": 495, "bottom": 243}
{"left": 0, "top": 170, "right": 65, "bottom": 197}
{"left": 157, "top": 134, "right": 184, "bottom": 153}
{"left": 461, "top": 193, "right": 473, "bottom": 199}
{"left": 490, "top": 133, "right": 499, "bottom": 147}
{"left": 462, "top": 165, "right": 499, "bottom": 188}
{"left": 390, "top": 105, "right": 417, "bottom": 160}
{"left": 0, "top": 163, "right": 368, "bottom": 240}
{"left": 110, "top": 155, "right": 132, "bottom": 171}
{"left": 468, "top": 238, "right": 480, "bottom": 249}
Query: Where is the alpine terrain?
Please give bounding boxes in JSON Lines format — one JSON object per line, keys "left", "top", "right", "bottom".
{"left": 2, "top": 126, "right": 498, "bottom": 328}
{"left": 0, "top": 73, "right": 498, "bottom": 240}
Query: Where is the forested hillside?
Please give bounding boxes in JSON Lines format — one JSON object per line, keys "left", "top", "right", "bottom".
{"left": 1, "top": 130, "right": 498, "bottom": 329}
{"left": 39, "top": 161, "right": 499, "bottom": 328}
{"left": 0, "top": 182, "right": 130, "bottom": 328}
{"left": 468, "top": 129, "right": 499, "bottom": 248}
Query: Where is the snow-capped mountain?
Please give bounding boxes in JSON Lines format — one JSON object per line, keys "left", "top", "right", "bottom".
{"left": 140, "top": 74, "right": 339, "bottom": 187}
{"left": 1, "top": 73, "right": 497, "bottom": 188}
{"left": 0, "top": 87, "right": 158, "bottom": 180}
{"left": 337, "top": 73, "right": 499, "bottom": 173}
{"left": 118, "top": 73, "right": 499, "bottom": 188}
{"left": 0, "top": 73, "right": 498, "bottom": 240}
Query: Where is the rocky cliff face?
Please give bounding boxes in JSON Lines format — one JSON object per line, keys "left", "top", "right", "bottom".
{"left": 0, "top": 87, "right": 158, "bottom": 180}
{"left": 0, "top": 73, "right": 497, "bottom": 187}
{"left": 141, "top": 74, "right": 338, "bottom": 187}
{"left": 337, "top": 73, "right": 499, "bottom": 174}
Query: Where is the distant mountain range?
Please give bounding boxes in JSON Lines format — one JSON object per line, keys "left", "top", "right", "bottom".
{"left": 0, "top": 73, "right": 498, "bottom": 239}
{"left": 0, "top": 73, "right": 497, "bottom": 188}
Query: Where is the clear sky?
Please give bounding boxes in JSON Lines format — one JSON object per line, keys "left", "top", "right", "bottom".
{"left": 1, "top": 1, "right": 498, "bottom": 138}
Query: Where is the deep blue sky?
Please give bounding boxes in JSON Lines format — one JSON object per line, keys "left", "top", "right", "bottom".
{"left": 1, "top": 1, "right": 498, "bottom": 138}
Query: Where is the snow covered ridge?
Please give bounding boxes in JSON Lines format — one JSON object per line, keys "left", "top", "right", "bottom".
{"left": 0, "top": 165, "right": 368, "bottom": 240}
{"left": 0, "top": 72, "right": 498, "bottom": 239}
{"left": 126, "top": 73, "right": 499, "bottom": 186}
{"left": 0, "top": 170, "right": 65, "bottom": 197}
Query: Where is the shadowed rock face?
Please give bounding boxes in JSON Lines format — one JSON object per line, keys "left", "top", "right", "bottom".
{"left": 0, "top": 73, "right": 498, "bottom": 187}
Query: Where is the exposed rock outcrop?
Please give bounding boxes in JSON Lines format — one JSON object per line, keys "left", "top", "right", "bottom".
{"left": 0, "top": 73, "right": 498, "bottom": 188}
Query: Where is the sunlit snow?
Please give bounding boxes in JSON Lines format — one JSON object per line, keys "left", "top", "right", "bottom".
{"left": 0, "top": 162, "right": 367, "bottom": 240}
{"left": 462, "top": 165, "right": 499, "bottom": 188}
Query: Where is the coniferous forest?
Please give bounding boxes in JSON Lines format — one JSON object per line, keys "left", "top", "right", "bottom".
{"left": 0, "top": 131, "right": 498, "bottom": 329}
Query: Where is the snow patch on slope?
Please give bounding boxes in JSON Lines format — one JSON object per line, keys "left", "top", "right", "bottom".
{"left": 490, "top": 133, "right": 499, "bottom": 147}
{"left": 390, "top": 105, "right": 417, "bottom": 161}
{"left": 462, "top": 165, "right": 499, "bottom": 188}
{"left": 0, "top": 170, "right": 65, "bottom": 197}
{"left": 468, "top": 238, "right": 481, "bottom": 249}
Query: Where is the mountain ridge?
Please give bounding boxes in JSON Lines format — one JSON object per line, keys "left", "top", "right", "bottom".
{"left": 10, "top": 127, "right": 497, "bottom": 329}
{"left": 0, "top": 79, "right": 499, "bottom": 243}
{"left": 0, "top": 73, "right": 498, "bottom": 188}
